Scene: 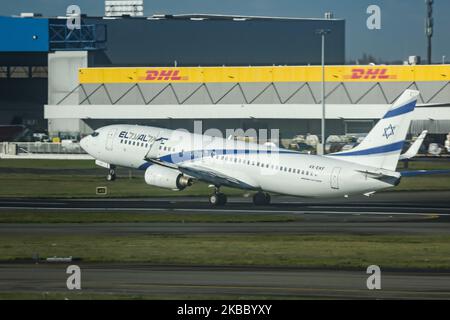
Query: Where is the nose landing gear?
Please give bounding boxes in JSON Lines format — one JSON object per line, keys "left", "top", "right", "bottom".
{"left": 106, "top": 168, "right": 116, "bottom": 181}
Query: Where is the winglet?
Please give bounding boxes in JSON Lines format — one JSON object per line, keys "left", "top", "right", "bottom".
{"left": 399, "top": 130, "right": 428, "bottom": 160}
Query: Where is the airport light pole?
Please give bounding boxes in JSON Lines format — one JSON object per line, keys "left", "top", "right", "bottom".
{"left": 316, "top": 29, "right": 331, "bottom": 155}
{"left": 425, "top": 0, "right": 434, "bottom": 64}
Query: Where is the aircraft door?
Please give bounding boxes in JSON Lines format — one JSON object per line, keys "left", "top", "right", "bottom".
{"left": 105, "top": 129, "right": 117, "bottom": 151}
{"left": 330, "top": 167, "right": 341, "bottom": 190}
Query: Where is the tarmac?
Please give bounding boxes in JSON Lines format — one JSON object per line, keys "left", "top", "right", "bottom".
{"left": 0, "top": 191, "right": 449, "bottom": 299}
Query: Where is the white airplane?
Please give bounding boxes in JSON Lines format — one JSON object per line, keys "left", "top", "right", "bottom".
{"left": 80, "top": 89, "right": 433, "bottom": 206}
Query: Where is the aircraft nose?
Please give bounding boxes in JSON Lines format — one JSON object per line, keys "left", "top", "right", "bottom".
{"left": 80, "top": 136, "right": 89, "bottom": 152}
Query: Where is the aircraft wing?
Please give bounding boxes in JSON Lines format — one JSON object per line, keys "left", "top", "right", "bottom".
{"left": 399, "top": 130, "right": 428, "bottom": 160}
{"left": 144, "top": 155, "right": 259, "bottom": 189}
{"left": 145, "top": 157, "right": 179, "bottom": 170}
{"left": 178, "top": 163, "right": 258, "bottom": 190}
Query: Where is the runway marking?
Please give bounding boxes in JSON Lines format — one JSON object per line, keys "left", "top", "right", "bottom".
{"left": 113, "top": 283, "right": 450, "bottom": 298}
{"left": 310, "top": 205, "right": 450, "bottom": 212}
{"left": 0, "top": 202, "right": 67, "bottom": 205}
{"left": 0, "top": 206, "right": 446, "bottom": 216}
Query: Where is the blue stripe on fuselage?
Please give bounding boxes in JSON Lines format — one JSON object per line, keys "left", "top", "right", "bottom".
{"left": 329, "top": 141, "right": 405, "bottom": 157}
{"left": 138, "top": 162, "right": 153, "bottom": 170}
{"left": 138, "top": 148, "right": 298, "bottom": 170}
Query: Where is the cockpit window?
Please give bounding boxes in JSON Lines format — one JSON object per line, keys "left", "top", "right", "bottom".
{"left": 91, "top": 132, "right": 100, "bottom": 137}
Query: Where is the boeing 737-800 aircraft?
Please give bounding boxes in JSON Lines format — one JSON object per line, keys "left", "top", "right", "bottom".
{"left": 80, "top": 89, "right": 425, "bottom": 206}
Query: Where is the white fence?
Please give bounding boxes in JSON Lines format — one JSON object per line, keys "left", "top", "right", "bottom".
{"left": 0, "top": 142, "right": 93, "bottom": 160}
{"left": 0, "top": 142, "right": 86, "bottom": 155}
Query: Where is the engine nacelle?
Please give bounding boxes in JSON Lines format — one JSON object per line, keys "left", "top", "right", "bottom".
{"left": 144, "top": 165, "right": 193, "bottom": 191}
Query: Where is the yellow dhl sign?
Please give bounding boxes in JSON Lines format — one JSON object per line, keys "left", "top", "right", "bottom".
{"left": 79, "top": 65, "right": 450, "bottom": 84}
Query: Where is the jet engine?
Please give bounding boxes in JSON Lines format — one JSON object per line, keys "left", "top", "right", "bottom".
{"left": 144, "top": 165, "right": 193, "bottom": 191}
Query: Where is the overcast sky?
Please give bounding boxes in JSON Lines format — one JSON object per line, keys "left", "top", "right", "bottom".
{"left": 1, "top": 0, "right": 449, "bottom": 62}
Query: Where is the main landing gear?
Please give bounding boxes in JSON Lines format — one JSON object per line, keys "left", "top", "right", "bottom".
{"left": 208, "top": 188, "right": 271, "bottom": 206}
{"left": 209, "top": 187, "right": 228, "bottom": 206}
{"left": 252, "top": 192, "right": 271, "bottom": 206}
{"left": 106, "top": 167, "right": 117, "bottom": 181}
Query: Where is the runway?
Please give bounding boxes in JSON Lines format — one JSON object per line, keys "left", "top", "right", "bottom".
{"left": 1, "top": 191, "right": 450, "bottom": 299}
{"left": 1, "top": 191, "right": 450, "bottom": 236}
{"left": 1, "top": 263, "right": 450, "bottom": 299}
{"left": 1, "top": 191, "right": 450, "bottom": 213}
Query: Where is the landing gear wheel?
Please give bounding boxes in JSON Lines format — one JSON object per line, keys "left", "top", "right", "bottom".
{"left": 253, "top": 192, "right": 271, "bottom": 206}
{"left": 264, "top": 193, "right": 271, "bottom": 204}
{"left": 209, "top": 192, "right": 227, "bottom": 206}
{"left": 106, "top": 168, "right": 116, "bottom": 181}
{"left": 218, "top": 193, "right": 228, "bottom": 205}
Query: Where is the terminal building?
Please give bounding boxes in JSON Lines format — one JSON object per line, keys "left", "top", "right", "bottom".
{"left": 1, "top": 13, "right": 449, "bottom": 144}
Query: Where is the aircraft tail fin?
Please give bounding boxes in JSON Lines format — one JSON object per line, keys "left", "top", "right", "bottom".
{"left": 329, "top": 89, "right": 419, "bottom": 171}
